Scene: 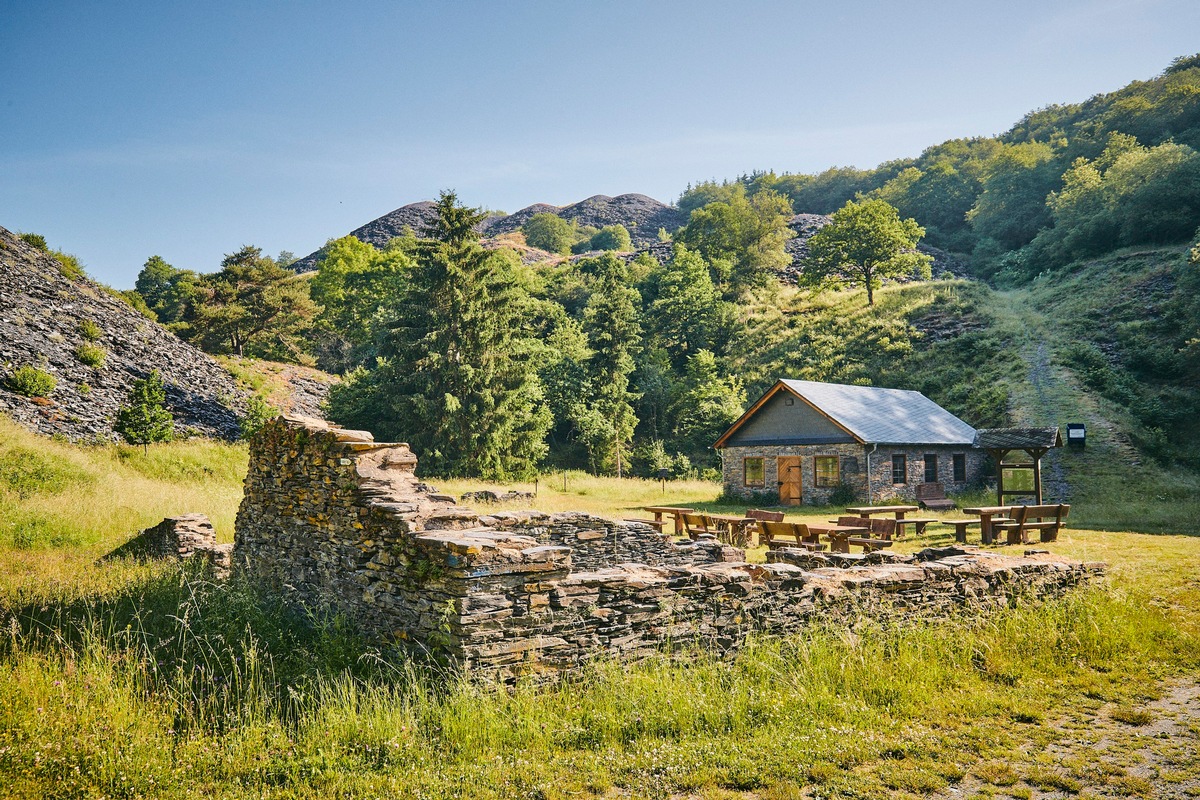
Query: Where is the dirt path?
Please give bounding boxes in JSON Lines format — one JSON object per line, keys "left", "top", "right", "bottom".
{"left": 987, "top": 290, "right": 1144, "bottom": 503}
{"left": 933, "top": 679, "right": 1200, "bottom": 799}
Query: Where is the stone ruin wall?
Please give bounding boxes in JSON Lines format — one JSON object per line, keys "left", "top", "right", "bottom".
{"left": 234, "top": 417, "right": 1105, "bottom": 682}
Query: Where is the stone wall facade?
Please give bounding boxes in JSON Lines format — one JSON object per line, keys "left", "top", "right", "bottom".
{"left": 235, "top": 417, "right": 1101, "bottom": 682}
{"left": 720, "top": 443, "right": 988, "bottom": 505}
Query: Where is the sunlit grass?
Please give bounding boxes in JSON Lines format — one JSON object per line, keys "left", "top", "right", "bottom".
{"left": 0, "top": 416, "right": 246, "bottom": 592}
{"left": 2, "top": 416, "right": 1199, "bottom": 797}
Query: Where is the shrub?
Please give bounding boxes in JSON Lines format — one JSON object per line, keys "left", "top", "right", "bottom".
{"left": 51, "top": 250, "right": 85, "bottom": 280}
{"left": 239, "top": 395, "right": 279, "bottom": 440}
{"left": 5, "top": 364, "right": 57, "bottom": 397}
{"left": 75, "top": 342, "right": 107, "bottom": 368}
{"left": 116, "top": 370, "right": 174, "bottom": 447}
{"left": 589, "top": 224, "right": 632, "bottom": 252}
{"left": 828, "top": 482, "right": 859, "bottom": 506}
{"left": 78, "top": 382, "right": 91, "bottom": 395}
{"left": 77, "top": 319, "right": 103, "bottom": 341}
{"left": 18, "top": 232, "right": 48, "bottom": 251}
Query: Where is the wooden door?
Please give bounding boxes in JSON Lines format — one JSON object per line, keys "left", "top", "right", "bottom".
{"left": 777, "top": 457, "right": 802, "bottom": 505}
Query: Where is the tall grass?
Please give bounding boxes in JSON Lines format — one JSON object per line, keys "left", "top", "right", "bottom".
{"left": 2, "top": 563, "right": 1195, "bottom": 798}
{"left": 3, "top": 414, "right": 1200, "bottom": 796}
{"left": 0, "top": 417, "right": 245, "bottom": 572}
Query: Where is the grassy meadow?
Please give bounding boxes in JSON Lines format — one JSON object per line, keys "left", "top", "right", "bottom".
{"left": 2, "top": 416, "right": 1200, "bottom": 798}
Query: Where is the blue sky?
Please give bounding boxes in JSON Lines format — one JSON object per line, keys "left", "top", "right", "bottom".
{"left": 3, "top": 0, "right": 1198, "bottom": 287}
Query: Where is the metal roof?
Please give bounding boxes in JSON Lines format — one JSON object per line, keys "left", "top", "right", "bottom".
{"left": 974, "top": 427, "right": 1062, "bottom": 450}
{"left": 779, "top": 379, "right": 978, "bottom": 445}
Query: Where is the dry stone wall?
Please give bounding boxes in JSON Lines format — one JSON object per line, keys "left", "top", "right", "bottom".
{"left": 235, "top": 417, "right": 1104, "bottom": 682}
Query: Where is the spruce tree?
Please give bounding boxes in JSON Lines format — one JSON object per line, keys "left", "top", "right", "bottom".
{"left": 115, "top": 370, "right": 174, "bottom": 451}
{"left": 336, "top": 191, "right": 550, "bottom": 479}
{"left": 580, "top": 254, "right": 641, "bottom": 476}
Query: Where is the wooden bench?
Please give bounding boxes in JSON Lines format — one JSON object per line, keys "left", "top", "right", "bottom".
{"left": 941, "top": 519, "right": 979, "bottom": 543}
{"left": 623, "top": 518, "right": 667, "bottom": 532}
{"left": 915, "top": 482, "right": 956, "bottom": 511}
{"left": 746, "top": 508, "right": 784, "bottom": 547}
{"left": 846, "top": 517, "right": 896, "bottom": 553}
{"left": 761, "top": 520, "right": 826, "bottom": 552}
{"left": 682, "top": 512, "right": 718, "bottom": 540}
{"left": 941, "top": 517, "right": 1013, "bottom": 543}
{"left": 993, "top": 504, "right": 1071, "bottom": 545}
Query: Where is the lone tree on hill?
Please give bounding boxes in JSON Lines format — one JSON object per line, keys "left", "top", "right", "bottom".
{"left": 804, "top": 198, "right": 932, "bottom": 306}
{"left": 116, "top": 370, "right": 174, "bottom": 451}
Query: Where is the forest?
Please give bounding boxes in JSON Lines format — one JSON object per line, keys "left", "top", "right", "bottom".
{"left": 110, "top": 53, "right": 1200, "bottom": 480}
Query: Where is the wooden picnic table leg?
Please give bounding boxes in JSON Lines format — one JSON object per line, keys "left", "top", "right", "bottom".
{"left": 980, "top": 513, "right": 993, "bottom": 546}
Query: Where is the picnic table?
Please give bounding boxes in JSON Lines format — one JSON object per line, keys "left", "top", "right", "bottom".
{"left": 807, "top": 523, "right": 870, "bottom": 553}
{"left": 961, "top": 506, "right": 1013, "bottom": 545}
{"left": 642, "top": 506, "right": 695, "bottom": 537}
{"left": 705, "top": 513, "right": 756, "bottom": 546}
{"left": 844, "top": 505, "right": 920, "bottom": 519}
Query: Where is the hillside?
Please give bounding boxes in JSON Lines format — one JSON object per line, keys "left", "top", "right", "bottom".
{"left": 0, "top": 225, "right": 249, "bottom": 441}
{"left": 290, "top": 193, "right": 689, "bottom": 271}
{"left": 291, "top": 196, "right": 964, "bottom": 278}
{"left": 729, "top": 241, "right": 1200, "bottom": 530}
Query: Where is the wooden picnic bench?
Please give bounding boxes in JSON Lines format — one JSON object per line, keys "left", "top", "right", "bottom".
{"left": 845, "top": 505, "right": 920, "bottom": 520}
{"left": 643, "top": 506, "right": 695, "bottom": 536}
{"left": 962, "top": 505, "right": 1013, "bottom": 545}
{"left": 706, "top": 513, "right": 756, "bottom": 546}
{"left": 844, "top": 517, "right": 896, "bottom": 553}
{"left": 682, "top": 512, "right": 718, "bottom": 540}
{"left": 746, "top": 509, "right": 783, "bottom": 546}
{"left": 940, "top": 517, "right": 1011, "bottom": 543}
{"left": 623, "top": 517, "right": 667, "bottom": 532}
{"left": 893, "top": 516, "right": 940, "bottom": 537}
{"left": 915, "top": 482, "right": 956, "bottom": 511}
{"left": 760, "top": 520, "right": 826, "bottom": 552}
{"left": 992, "top": 504, "right": 1071, "bottom": 545}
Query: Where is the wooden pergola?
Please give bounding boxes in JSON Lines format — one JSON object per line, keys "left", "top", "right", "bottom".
{"left": 974, "top": 427, "right": 1063, "bottom": 505}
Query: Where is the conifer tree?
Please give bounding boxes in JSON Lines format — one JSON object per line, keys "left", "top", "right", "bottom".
{"left": 330, "top": 191, "right": 550, "bottom": 479}
{"left": 580, "top": 254, "right": 641, "bottom": 476}
{"left": 115, "top": 370, "right": 174, "bottom": 451}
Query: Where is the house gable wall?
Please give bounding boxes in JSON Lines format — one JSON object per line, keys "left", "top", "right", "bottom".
{"left": 722, "top": 390, "right": 856, "bottom": 447}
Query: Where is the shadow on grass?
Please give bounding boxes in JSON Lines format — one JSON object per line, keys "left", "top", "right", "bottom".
{"left": 0, "top": 561, "right": 441, "bottom": 729}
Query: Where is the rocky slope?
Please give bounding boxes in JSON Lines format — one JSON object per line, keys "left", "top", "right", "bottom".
{"left": 291, "top": 194, "right": 687, "bottom": 271}
{"left": 292, "top": 196, "right": 963, "bottom": 279}
{"left": 0, "top": 225, "right": 249, "bottom": 441}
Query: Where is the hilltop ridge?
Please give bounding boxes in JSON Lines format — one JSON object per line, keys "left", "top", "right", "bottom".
{"left": 290, "top": 193, "right": 689, "bottom": 271}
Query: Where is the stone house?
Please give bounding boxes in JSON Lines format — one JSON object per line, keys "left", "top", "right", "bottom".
{"left": 714, "top": 379, "right": 986, "bottom": 505}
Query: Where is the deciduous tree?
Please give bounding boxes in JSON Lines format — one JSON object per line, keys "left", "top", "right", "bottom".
{"left": 804, "top": 198, "right": 931, "bottom": 306}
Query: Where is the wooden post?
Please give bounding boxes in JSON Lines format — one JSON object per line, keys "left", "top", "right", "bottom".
{"left": 993, "top": 448, "right": 1007, "bottom": 506}
{"left": 1031, "top": 449, "right": 1042, "bottom": 504}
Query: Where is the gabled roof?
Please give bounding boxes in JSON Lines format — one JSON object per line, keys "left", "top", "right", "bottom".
{"left": 974, "top": 427, "right": 1062, "bottom": 450}
{"left": 714, "top": 379, "right": 978, "bottom": 448}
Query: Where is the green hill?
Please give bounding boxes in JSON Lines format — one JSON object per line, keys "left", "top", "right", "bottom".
{"left": 727, "top": 242, "right": 1200, "bottom": 532}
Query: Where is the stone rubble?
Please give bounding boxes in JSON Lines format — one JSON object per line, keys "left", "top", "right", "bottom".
{"left": 0, "top": 224, "right": 249, "bottom": 441}
{"left": 103, "top": 513, "right": 232, "bottom": 578}
{"left": 234, "top": 416, "right": 1106, "bottom": 682}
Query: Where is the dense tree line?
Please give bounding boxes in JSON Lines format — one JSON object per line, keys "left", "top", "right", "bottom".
{"left": 680, "top": 54, "right": 1200, "bottom": 284}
